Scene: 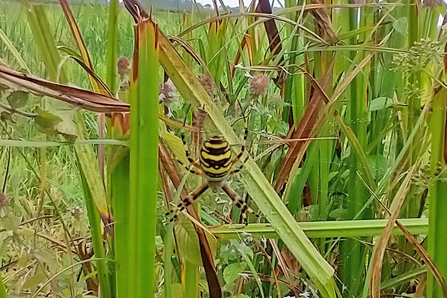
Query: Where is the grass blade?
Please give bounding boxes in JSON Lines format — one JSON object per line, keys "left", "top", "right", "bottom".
{"left": 106, "top": 0, "right": 120, "bottom": 94}
{"left": 125, "top": 2, "right": 159, "bottom": 296}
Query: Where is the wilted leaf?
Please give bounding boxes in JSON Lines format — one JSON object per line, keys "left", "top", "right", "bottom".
{"left": 0, "top": 82, "right": 10, "bottom": 91}
{"left": 22, "top": 271, "right": 46, "bottom": 289}
{"left": 369, "top": 97, "right": 392, "bottom": 111}
{"left": 6, "top": 90, "right": 29, "bottom": 109}
{"left": 223, "top": 262, "right": 247, "bottom": 284}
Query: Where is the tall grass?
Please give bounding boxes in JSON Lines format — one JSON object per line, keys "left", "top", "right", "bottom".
{"left": 1, "top": 0, "right": 447, "bottom": 297}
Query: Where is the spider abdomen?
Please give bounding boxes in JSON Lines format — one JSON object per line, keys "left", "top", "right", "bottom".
{"left": 200, "top": 136, "right": 232, "bottom": 181}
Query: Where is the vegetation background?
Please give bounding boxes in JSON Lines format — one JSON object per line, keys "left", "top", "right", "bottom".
{"left": 0, "top": 0, "right": 446, "bottom": 297}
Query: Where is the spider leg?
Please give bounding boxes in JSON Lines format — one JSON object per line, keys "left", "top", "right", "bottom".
{"left": 228, "top": 106, "right": 248, "bottom": 167}
{"left": 229, "top": 162, "right": 245, "bottom": 175}
{"left": 222, "top": 183, "right": 257, "bottom": 225}
{"left": 165, "top": 184, "right": 209, "bottom": 222}
{"left": 176, "top": 159, "right": 202, "bottom": 176}
{"left": 174, "top": 133, "right": 202, "bottom": 175}
{"left": 182, "top": 133, "right": 202, "bottom": 169}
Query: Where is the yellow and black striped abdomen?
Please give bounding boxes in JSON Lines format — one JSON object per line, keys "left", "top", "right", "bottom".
{"left": 200, "top": 136, "right": 232, "bottom": 179}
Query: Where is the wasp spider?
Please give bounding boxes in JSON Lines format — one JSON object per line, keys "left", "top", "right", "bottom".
{"left": 167, "top": 113, "right": 256, "bottom": 224}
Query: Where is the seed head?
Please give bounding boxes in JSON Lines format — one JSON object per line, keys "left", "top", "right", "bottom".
{"left": 248, "top": 74, "right": 269, "bottom": 96}
{"left": 198, "top": 74, "right": 217, "bottom": 96}
{"left": 423, "top": 0, "right": 442, "bottom": 7}
{"left": 71, "top": 206, "right": 84, "bottom": 219}
{"left": 159, "top": 79, "right": 177, "bottom": 106}
{"left": 0, "top": 192, "right": 10, "bottom": 208}
{"left": 117, "top": 57, "right": 131, "bottom": 77}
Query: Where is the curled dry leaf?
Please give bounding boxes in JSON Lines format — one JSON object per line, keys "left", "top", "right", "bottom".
{"left": 0, "top": 64, "right": 129, "bottom": 113}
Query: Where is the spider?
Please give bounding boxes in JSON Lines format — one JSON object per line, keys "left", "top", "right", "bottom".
{"left": 166, "top": 110, "right": 256, "bottom": 224}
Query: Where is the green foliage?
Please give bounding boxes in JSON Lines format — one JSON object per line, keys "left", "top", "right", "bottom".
{"left": 1, "top": 0, "right": 447, "bottom": 297}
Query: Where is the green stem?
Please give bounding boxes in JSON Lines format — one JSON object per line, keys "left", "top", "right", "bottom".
{"left": 106, "top": 0, "right": 119, "bottom": 94}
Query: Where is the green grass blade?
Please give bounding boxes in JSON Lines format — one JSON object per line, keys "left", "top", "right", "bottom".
{"left": 334, "top": 112, "right": 375, "bottom": 188}
{"left": 380, "top": 268, "right": 426, "bottom": 290}
{"left": 112, "top": 154, "right": 130, "bottom": 298}
{"left": 79, "top": 165, "right": 112, "bottom": 298}
{"left": 163, "top": 222, "right": 174, "bottom": 298}
{"left": 209, "top": 218, "right": 429, "bottom": 239}
{"left": 20, "top": 0, "right": 67, "bottom": 83}
{"left": 0, "top": 27, "right": 29, "bottom": 72}
{"left": 0, "top": 272, "right": 7, "bottom": 298}
{"left": 183, "top": 262, "right": 199, "bottom": 298}
{"left": 128, "top": 15, "right": 159, "bottom": 297}
{"left": 106, "top": 0, "right": 119, "bottom": 94}
{"left": 428, "top": 87, "right": 447, "bottom": 297}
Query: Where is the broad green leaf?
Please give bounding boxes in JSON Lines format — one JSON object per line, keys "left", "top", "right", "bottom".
{"left": 393, "top": 17, "right": 408, "bottom": 34}
{"left": 223, "top": 262, "right": 247, "bottom": 285}
{"left": 219, "top": 243, "right": 238, "bottom": 264}
{"left": 329, "top": 208, "right": 348, "bottom": 220}
{"left": 33, "top": 106, "right": 63, "bottom": 135}
{"left": 22, "top": 271, "right": 46, "bottom": 289}
{"left": 34, "top": 248, "right": 59, "bottom": 270}
{"left": 174, "top": 217, "right": 202, "bottom": 266}
{"left": 298, "top": 205, "right": 320, "bottom": 222}
{"left": 17, "top": 254, "right": 29, "bottom": 268}
{"left": 368, "top": 155, "right": 388, "bottom": 177}
{"left": 161, "top": 132, "right": 188, "bottom": 165}
{"left": 236, "top": 242, "right": 253, "bottom": 260}
{"left": 6, "top": 90, "right": 29, "bottom": 109}
{"left": 53, "top": 106, "right": 77, "bottom": 140}
{"left": 369, "top": 97, "right": 392, "bottom": 111}
{"left": 0, "top": 215, "right": 20, "bottom": 233}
